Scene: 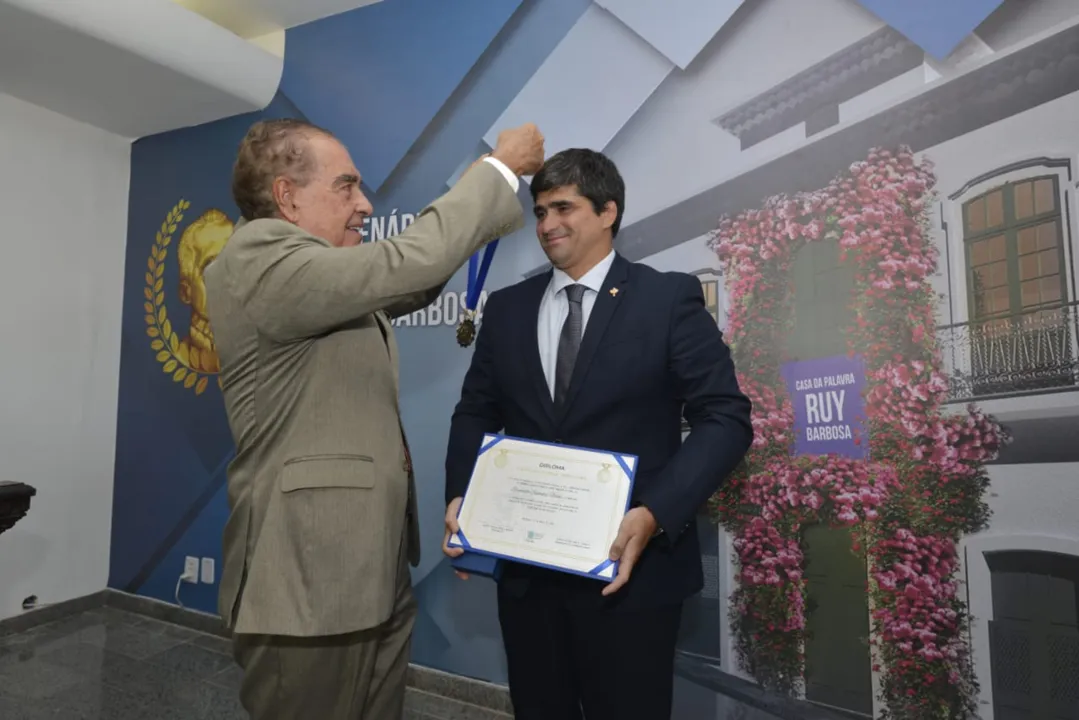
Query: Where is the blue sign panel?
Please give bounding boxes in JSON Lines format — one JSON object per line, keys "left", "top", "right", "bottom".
{"left": 781, "top": 354, "right": 868, "bottom": 459}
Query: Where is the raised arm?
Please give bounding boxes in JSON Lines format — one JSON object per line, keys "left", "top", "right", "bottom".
{"left": 382, "top": 156, "right": 525, "bottom": 320}
{"left": 224, "top": 160, "right": 524, "bottom": 342}
{"left": 382, "top": 283, "right": 448, "bottom": 320}
{"left": 638, "top": 274, "right": 754, "bottom": 544}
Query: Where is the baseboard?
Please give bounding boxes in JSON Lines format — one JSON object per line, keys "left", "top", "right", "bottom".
{"left": 1, "top": 589, "right": 872, "bottom": 719}
{"left": 3, "top": 589, "right": 877, "bottom": 720}
{"left": 98, "top": 590, "right": 514, "bottom": 713}
{"left": 0, "top": 588, "right": 512, "bottom": 713}
{"left": 406, "top": 664, "right": 513, "bottom": 715}
{"left": 102, "top": 589, "right": 232, "bottom": 638}
{"left": 4, "top": 591, "right": 880, "bottom": 720}
{"left": 674, "top": 652, "right": 864, "bottom": 720}
{"left": 0, "top": 589, "right": 108, "bottom": 635}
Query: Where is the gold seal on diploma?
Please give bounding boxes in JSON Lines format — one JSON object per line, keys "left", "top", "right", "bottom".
{"left": 456, "top": 309, "right": 477, "bottom": 347}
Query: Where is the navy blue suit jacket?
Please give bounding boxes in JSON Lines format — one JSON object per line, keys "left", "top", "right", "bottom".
{"left": 445, "top": 253, "right": 753, "bottom": 608}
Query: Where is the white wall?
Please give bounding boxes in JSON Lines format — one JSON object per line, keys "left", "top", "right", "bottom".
{"left": 609, "top": 0, "right": 1079, "bottom": 236}
{"left": 961, "top": 463, "right": 1079, "bottom": 720}
{"left": 917, "top": 89, "right": 1079, "bottom": 423}
{"left": 923, "top": 90, "right": 1079, "bottom": 322}
{"left": 606, "top": 0, "right": 886, "bottom": 227}
{"left": 0, "top": 91, "right": 130, "bottom": 620}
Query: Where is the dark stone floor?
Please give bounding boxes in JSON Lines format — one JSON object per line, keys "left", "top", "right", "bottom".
{"left": 0, "top": 607, "right": 508, "bottom": 719}
{"left": 0, "top": 606, "right": 788, "bottom": 719}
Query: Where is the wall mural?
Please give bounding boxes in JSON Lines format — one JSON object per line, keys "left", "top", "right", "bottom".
{"left": 143, "top": 201, "right": 230, "bottom": 394}
{"left": 709, "top": 146, "right": 1006, "bottom": 717}
{"left": 109, "top": 1, "right": 1079, "bottom": 718}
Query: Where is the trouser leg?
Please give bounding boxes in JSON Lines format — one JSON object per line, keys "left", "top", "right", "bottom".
{"left": 572, "top": 601, "right": 684, "bottom": 720}
{"left": 357, "top": 521, "right": 418, "bottom": 719}
{"left": 233, "top": 628, "right": 378, "bottom": 720}
{"left": 233, "top": 526, "right": 416, "bottom": 719}
{"left": 496, "top": 576, "right": 584, "bottom": 720}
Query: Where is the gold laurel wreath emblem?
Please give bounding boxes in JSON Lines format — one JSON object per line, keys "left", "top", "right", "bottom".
{"left": 144, "top": 199, "right": 212, "bottom": 395}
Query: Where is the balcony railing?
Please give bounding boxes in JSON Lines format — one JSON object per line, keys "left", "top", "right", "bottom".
{"left": 937, "top": 301, "right": 1079, "bottom": 402}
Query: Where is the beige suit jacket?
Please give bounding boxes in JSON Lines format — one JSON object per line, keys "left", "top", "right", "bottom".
{"left": 203, "top": 161, "right": 524, "bottom": 637}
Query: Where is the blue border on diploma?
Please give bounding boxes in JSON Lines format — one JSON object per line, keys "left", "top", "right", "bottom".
{"left": 450, "top": 550, "right": 504, "bottom": 580}
{"left": 447, "top": 432, "right": 639, "bottom": 583}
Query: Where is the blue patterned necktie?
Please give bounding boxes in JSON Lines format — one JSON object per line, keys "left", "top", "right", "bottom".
{"left": 554, "top": 284, "right": 586, "bottom": 406}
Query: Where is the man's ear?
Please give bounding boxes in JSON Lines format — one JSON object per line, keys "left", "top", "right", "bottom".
{"left": 272, "top": 177, "right": 300, "bottom": 223}
{"left": 600, "top": 200, "right": 617, "bottom": 231}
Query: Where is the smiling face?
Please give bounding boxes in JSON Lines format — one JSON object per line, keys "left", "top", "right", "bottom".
{"left": 273, "top": 133, "right": 374, "bottom": 247}
{"left": 529, "top": 148, "right": 625, "bottom": 280}
{"left": 534, "top": 185, "right": 617, "bottom": 279}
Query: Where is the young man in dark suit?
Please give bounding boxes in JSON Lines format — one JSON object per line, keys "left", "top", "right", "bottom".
{"left": 442, "top": 148, "right": 753, "bottom": 720}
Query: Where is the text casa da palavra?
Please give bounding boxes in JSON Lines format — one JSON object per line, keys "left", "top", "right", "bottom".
{"left": 793, "top": 371, "right": 858, "bottom": 443}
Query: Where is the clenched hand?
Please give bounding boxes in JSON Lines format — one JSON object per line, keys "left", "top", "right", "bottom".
{"left": 491, "top": 123, "right": 545, "bottom": 177}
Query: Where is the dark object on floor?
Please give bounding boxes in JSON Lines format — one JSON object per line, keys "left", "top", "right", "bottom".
{"left": 0, "top": 481, "right": 36, "bottom": 534}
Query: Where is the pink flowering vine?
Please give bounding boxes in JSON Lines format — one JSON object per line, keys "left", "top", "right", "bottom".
{"left": 706, "top": 146, "right": 1009, "bottom": 718}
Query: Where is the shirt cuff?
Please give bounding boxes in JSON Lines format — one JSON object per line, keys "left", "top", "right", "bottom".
{"left": 483, "top": 156, "right": 520, "bottom": 193}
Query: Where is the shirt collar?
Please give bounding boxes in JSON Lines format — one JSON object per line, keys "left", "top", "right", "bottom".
{"left": 549, "top": 250, "right": 616, "bottom": 297}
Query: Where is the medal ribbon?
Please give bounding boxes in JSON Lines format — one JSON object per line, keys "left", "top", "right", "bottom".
{"left": 465, "top": 239, "right": 499, "bottom": 312}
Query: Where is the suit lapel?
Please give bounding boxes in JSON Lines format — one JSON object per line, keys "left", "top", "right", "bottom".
{"left": 558, "top": 254, "right": 630, "bottom": 421}
{"left": 521, "top": 272, "right": 556, "bottom": 425}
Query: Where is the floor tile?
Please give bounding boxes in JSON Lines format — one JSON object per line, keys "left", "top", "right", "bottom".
{"left": 87, "top": 622, "right": 188, "bottom": 660}
{"left": 149, "top": 680, "right": 248, "bottom": 720}
{"left": 190, "top": 632, "right": 232, "bottom": 656}
{"left": 0, "top": 608, "right": 804, "bottom": 719}
{"left": 146, "top": 641, "right": 236, "bottom": 679}
{"left": 0, "top": 652, "right": 91, "bottom": 701}
{"left": 405, "top": 687, "right": 513, "bottom": 720}
{"left": 31, "top": 681, "right": 149, "bottom": 720}
{"left": 205, "top": 662, "right": 244, "bottom": 692}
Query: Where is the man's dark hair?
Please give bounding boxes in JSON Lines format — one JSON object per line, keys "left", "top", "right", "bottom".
{"left": 231, "top": 118, "right": 335, "bottom": 221}
{"left": 530, "top": 148, "right": 626, "bottom": 237}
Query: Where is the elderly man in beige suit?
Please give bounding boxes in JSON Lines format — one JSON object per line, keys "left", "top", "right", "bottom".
{"left": 202, "top": 117, "right": 542, "bottom": 720}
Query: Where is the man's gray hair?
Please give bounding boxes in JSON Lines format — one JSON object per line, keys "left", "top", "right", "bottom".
{"left": 231, "top": 118, "right": 334, "bottom": 221}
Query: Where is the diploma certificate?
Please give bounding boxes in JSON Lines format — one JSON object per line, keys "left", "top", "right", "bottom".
{"left": 447, "top": 433, "right": 637, "bottom": 581}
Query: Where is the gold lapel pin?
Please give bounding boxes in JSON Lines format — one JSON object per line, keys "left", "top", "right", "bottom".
{"left": 609, "top": 287, "right": 619, "bottom": 297}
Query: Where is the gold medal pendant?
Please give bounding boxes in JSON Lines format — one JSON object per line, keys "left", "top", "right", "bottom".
{"left": 456, "top": 309, "right": 477, "bottom": 348}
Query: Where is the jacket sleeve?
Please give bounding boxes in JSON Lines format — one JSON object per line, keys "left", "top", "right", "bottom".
{"left": 224, "top": 161, "right": 524, "bottom": 342}
{"left": 382, "top": 282, "right": 449, "bottom": 320}
{"left": 637, "top": 274, "right": 754, "bottom": 544}
{"left": 445, "top": 291, "right": 505, "bottom": 504}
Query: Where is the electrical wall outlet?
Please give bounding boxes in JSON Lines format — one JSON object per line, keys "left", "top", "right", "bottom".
{"left": 183, "top": 556, "right": 199, "bottom": 583}
{"left": 200, "top": 557, "right": 215, "bottom": 584}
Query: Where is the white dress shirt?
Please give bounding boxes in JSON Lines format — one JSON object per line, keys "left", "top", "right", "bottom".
{"left": 537, "top": 250, "right": 617, "bottom": 398}
{"left": 482, "top": 156, "right": 519, "bottom": 192}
